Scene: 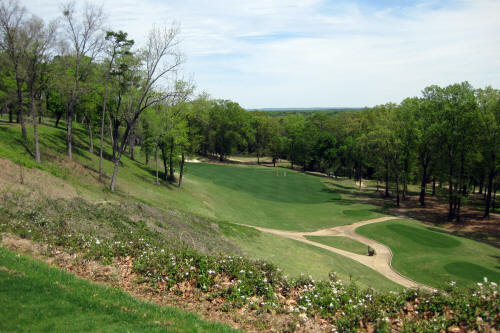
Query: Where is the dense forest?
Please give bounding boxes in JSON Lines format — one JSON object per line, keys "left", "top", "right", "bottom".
{"left": 1, "top": 0, "right": 499, "bottom": 223}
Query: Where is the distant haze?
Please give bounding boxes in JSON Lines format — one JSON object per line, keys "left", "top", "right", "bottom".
{"left": 248, "top": 107, "right": 362, "bottom": 111}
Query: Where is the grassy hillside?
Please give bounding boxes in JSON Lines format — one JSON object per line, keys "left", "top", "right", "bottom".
{"left": 0, "top": 120, "right": 396, "bottom": 289}
{"left": 0, "top": 247, "right": 235, "bottom": 332}
{"left": 357, "top": 219, "right": 500, "bottom": 288}
{"left": 2, "top": 119, "right": 499, "bottom": 291}
{"left": 1, "top": 120, "right": 499, "bottom": 332}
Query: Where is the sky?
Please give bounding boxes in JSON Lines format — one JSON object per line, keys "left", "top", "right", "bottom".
{"left": 20, "top": 0, "right": 500, "bottom": 109}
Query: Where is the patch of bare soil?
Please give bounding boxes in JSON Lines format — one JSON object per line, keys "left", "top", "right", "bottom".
{"left": 0, "top": 158, "right": 79, "bottom": 200}
{"left": 0, "top": 233, "right": 331, "bottom": 332}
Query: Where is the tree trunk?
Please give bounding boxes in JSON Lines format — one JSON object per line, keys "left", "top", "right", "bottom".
{"left": 478, "top": 173, "right": 484, "bottom": 194}
{"left": 16, "top": 78, "right": 27, "bottom": 139}
{"left": 385, "top": 167, "right": 390, "bottom": 197}
{"left": 110, "top": 149, "right": 122, "bottom": 192}
{"left": 112, "top": 121, "right": 120, "bottom": 161}
{"left": 155, "top": 146, "right": 159, "bottom": 185}
{"left": 178, "top": 152, "right": 185, "bottom": 188}
{"left": 99, "top": 94, "right": 108, "bottom": 182}
{"left": 455, "top": 153, "right": 465, "bottom": 223}
{"left": 492, "top": 184, "right": 497, "bottom": 213}
{"left": 161, "top": 145, "right": 168, "bottom": 181}
{"left": 257, "top": 153, "right": 260, "bottom": 165}
{"left": 448, "top": 156, "right": 455, "bottom": 221}
{"left": 396, "top": 174, "right": 400, "bottom": 207}
{"left": 432, "top": 177, "right": 436, "bottom": 196}
{"left": 9, "top": 106, "right": 13, "bottom": 123}
{"left": 484, "top": 166, "right": 495, "bottom": 218}
{"left": 31, "top": 94, "right": 41, "bottom": 163}
{"left": 419, "top": 154, "right": 429, "bottom": 206}
{"left": 168, "top": 139, "right": 174, "bottom": 181}
{"left": 55, "top": 110, "right": 63, "bottom": 128}
{"left": 110, "top": 123, "right": 133, "bottom": 192}
{"left": 129, "top": 127, "right": 135, "bottom": 160}
{"left": 359, "top": 167, "right": 362, "bottom": 190}
{"left": 219, "top": 153, "right": 224, "bottom": 162}
{"left": 88, "top": 119, "right": 94, "bottom": 153}
{"left": 66, "top": 101, "right": 74, "bottom": 160}
{"left": 109, "top": 118, "right": 114, "bottom": 150}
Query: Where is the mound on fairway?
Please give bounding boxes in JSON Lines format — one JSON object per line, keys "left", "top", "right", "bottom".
{"left": 356, "top": 219, "right": 500, "bottom": 288}
{"left": 0, "top": 247, "right": 235, "bottom": 333}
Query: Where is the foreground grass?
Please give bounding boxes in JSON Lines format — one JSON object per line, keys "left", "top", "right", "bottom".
{"left": 0, "top": 247, "right": 236, "bottom": 333}
{"left": 304, "top": 236, "right": 370, "bottom": 256}
{"left": 357, "top": 219, "right": 500, "bottom": 288}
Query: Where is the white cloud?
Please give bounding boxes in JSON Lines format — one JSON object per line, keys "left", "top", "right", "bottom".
{"left": 19, "top": 0, "right": 500, "bottom": 108}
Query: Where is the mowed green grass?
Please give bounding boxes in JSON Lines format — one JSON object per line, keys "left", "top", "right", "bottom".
{"left": 6, "top": 121, "right": 500, "bottom": 292}
{"left": 0, "top": 123, "right": 381, "bottom": 231}
{"left": 304, "top": 236, "right": 370, "bottom": 255}
{"left": 185, "top": 163, "right": 382, "bottom": 231}
{"left": 219, "top": 223, "right": 402, "bottom": 291}
{"left": 0, "top": 247, "right": 236, "bottom": 333}
{"left": 357, "top": 219, "right": 500, "bottom": 288}
{"left": 0, "top": 122, "right": 395, "bottom": 291}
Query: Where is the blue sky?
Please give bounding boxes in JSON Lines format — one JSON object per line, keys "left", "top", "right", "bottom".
{"left": 21, "top": 0, "right": 500, "bottom": 108}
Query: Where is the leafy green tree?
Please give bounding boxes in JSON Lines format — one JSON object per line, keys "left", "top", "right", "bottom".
{"left": 476, "top": 86, "right": 500, "bottom": 217}
{"left": 98, "top": 30, "right": 134, "bottom": 181}
{"left": 416, "top": 87, "right": 443, "bottom": 206}
{"left": 252, "top": 112, "right": 273, "bottom": 164}
{"left": 208, "top": 100, "right": 247, "bottom": 161}
{"left": 109, "top": 24, "right": 184, "bottom": 191}
{"left": 60, "top": 1, "right": 104, "bottom": 160}
{"left": 0, "top": 0, "right": 29, "bottom": 138}
{"left": 24, "top": 15, "right": 56, "bottom": 163}
{"left": 436, "top": 82, "right": 479, "bottom": 222}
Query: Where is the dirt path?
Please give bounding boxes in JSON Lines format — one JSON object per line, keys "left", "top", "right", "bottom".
{"left": 241, "top": 217, "right": 433, "bottom": 291}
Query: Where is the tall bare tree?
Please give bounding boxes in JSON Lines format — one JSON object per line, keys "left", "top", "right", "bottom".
{"left": 0, "top": 0, "right": 28, "bottom": 138}
{"left": 60, "top": 1, "right": 104, "bottom": 160}
{"left": 99, "top": 30, "right": 134, "bottom": 182}
{"left": 110, "top": 24, "right": 184, "bottom": 191}
{"left": 24, "top": 16, "right": 56, "bottom": 163}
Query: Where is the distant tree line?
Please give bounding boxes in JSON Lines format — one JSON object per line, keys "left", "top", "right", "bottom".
{"left": 1, "top": 0, "right": 498, "bottom": 222}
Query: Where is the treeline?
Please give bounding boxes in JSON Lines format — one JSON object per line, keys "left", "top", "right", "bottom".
{"left": 1, "top": 1, "right": 498, "bottom": 222}
{"left": 137, "top": 82, "right": 499, "bottom": 222}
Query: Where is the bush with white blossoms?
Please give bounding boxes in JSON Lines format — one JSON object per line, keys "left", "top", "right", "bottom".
{"left": 0, "top": 191, "right": 498, "bottom": 332}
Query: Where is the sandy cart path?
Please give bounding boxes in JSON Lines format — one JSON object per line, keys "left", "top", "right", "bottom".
{"left": 240, "top": 217, "right": 433, "bottom": 291}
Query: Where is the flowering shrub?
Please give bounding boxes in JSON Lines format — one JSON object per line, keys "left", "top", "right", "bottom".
{"left": 0, "top": 191, "right": 498, "bottom": 332}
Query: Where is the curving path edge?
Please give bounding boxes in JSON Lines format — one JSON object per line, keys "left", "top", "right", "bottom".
{"left": 240, "top": 217, "right": 433, "bottom": 291}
